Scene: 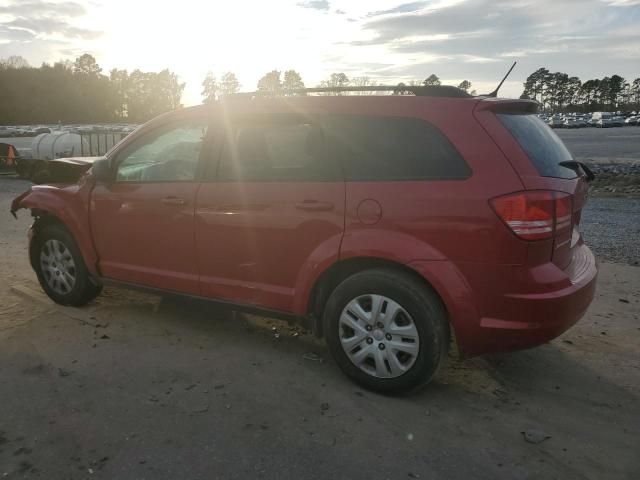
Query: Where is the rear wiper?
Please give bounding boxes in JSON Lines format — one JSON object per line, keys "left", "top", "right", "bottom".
{"left": 558, "top": 161, "right": 595, "bottom": 183}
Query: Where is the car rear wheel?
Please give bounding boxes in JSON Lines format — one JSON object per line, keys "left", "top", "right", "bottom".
{"left": 33, "top": 224, "right": 102, "bottom": 306}
{"left": 323, "top": 268, "right": 449, "bottom": 394}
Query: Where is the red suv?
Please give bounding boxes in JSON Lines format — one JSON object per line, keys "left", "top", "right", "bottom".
{"left": 11, "top": 87, "right": 597, "bottom": 393}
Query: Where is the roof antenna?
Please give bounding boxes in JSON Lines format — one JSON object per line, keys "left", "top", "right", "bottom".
{"left": 486, "top": 61, "right": 517, "bottom": 98}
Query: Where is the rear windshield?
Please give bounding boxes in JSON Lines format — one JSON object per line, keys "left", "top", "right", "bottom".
{"left": 498, "top": 113, "right": 577, "bottom": 179}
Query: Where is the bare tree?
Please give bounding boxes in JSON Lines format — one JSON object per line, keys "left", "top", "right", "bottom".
{"left": 0, "top": 55, "right": 30, "bottom": 69}
{"left": 351, "top": 76, "right": 380, "bottom": 95}
{"left": 319, "top": 72, "right": 350, "bottom": 95}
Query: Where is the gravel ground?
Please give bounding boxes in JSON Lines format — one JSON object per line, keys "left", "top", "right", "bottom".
{"left": 557, "top": 126, "right": 640, "bottom": 162}
{"left": 582, "top": 197, "right": 640, "bottom": 265}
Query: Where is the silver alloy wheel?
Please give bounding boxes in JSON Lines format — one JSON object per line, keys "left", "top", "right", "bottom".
{"left": 40, "top": 239, "right": 76, "bottom": 295}
{"left": 339, "top": 294, "right": 420, "bottom": 378}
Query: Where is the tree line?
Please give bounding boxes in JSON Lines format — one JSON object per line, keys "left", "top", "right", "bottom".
{"left": 201, "top": 70, "right": 476, "bottom": 101}
{"left": 521, "top": 68, "right": 640, "bottom": 113}
{"left": 12, "top": 51, "right": 634, "bottom": 125}
{"left": 0, "top": 54, "right": 477, "bottom": 124}
{"left": 0, "top": 54, "right": 184, "bottom": 124}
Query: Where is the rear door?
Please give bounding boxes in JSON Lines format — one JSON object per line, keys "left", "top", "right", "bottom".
{"left": 195, "top": 114, "right": 344, "bottom": 312}
{"left": 90, "top": 113, "right": 211, "bottom": 293}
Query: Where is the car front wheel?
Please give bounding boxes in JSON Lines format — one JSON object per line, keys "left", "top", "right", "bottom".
{"left": 33, "top": 223, "right": 102, "bottom": 306}
{"left": 323, "top": 268, "right": 449, "bottom": 394}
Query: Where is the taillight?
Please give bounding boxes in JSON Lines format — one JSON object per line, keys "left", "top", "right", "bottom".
{"left": 491, "top": 191, "right": 573, "bottom": 241}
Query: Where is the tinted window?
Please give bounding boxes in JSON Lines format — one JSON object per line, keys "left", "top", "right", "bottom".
{"left": 116, "top": 120, "right": 208, "bottom": 182}
{"left": 325, "top": 116, "right": 470, "bottom": 181}
{"left": 218, "top": 120, "right": 335, "bottom": 181}
{"left": 498, "top": 113, "right": 577, "bottom": 179}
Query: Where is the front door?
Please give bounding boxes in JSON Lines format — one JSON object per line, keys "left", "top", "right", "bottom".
{"left": 90, "top": 115, "right": 211, "bottom": 294}
{"left": 195, "top": 115, "right": 345, "bottom": 312}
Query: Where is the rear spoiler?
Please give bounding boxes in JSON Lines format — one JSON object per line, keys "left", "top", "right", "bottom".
{"left": 474, "top": 98, "right": 538, "bottom": 114}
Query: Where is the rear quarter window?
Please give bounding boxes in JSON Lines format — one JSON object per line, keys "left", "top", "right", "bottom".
{"left": 498, "top": 113, "right": 577, "bottom": 179}
{"left": 325, "top": 115, "right": 470, "bottom": 181}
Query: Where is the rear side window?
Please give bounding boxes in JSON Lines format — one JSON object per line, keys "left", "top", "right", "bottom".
{"left": 498, "top": 113, "right": 576, "bottom": 179}
{"left": 218, "top": 119, "right": 336, "bottom": 181}
{"left": 324, "top": 116, "right": 470, "bottom": 181}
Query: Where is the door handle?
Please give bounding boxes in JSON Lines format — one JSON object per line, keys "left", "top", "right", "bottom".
{"left": 295, "top": 200, "right": 334, "bottom": 212}
{"left": 161, "top": 196, "right": 186, "bottom": 206}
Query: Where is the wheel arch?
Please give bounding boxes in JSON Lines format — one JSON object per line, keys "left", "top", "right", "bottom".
{"left": 305, "top": 256, "right": 451, "bottom": 339}
{"left": 14, "top": 185, "right": 99, "bottom": 276}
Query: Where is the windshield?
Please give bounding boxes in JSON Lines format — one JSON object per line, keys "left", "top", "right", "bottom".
{"left": 498, "top": 113, "right": 577, "bottom": 179}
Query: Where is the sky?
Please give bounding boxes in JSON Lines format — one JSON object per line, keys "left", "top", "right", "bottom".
{"left": 0, "top": 0, "right": 639, "bottom": 105}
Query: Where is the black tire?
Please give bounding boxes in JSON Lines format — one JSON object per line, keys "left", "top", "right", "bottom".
{"left": 323, "top": 268, "right": 449, "bottom": 394}
{"left": 32, "top": 223, "right": 102, "bottom": 306}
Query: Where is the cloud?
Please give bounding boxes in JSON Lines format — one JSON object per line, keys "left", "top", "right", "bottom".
{"left": 0, "top": 26, "right": 37, "bottom": 43}
{"left": 6, "top": 18, "right": 101, "bottom": 39}
{"left": 354, "top": 0, "right": 640, "bottom": 67}
{"left": 367, "top": 2, "right": 428, "bottom": 17}
{"left": 0, "top": 1, "right": 87, "bottom": 17}
{"left": 0, "top": 0, "right": 100, "bottom": 42}
{"left": 326, "top": 0, "right": 639, "bottom": 95}
{"left": 601, "top": 0, "right": 640, "bottom": 5}
{"left": 297, "top": 0, "right": 330, "bottom": 11}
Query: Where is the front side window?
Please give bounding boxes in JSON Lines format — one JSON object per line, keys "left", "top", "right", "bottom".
{"left": 217, "top": 119, "right": 335, "bottom": 181}
{"left": 116, "top": 120, "right": 208, "bottom": 182}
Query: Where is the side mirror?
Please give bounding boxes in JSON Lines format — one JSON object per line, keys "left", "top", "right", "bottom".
{"left": 91, "top": 157, "right": 114, "bottom": 183}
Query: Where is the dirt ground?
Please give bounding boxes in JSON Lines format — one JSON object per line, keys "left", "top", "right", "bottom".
{"left": 1, "top": 178, "right": 639, "bottom": 480}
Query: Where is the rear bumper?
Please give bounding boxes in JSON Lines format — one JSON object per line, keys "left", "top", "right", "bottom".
{"left": 409, "top": 244, "right": 597, "bottom": 357}
{"left": 471, "top": 245, "right": 597, "bottom": 355}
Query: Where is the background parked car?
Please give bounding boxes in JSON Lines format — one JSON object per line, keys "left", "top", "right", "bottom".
{"left": 611, "top": 116, "right": 625, "bottom": 127}
{"left": 548, "top": 116, "right": 564, "bottom": 128}
{"left": 563, "top": 117, "right": 579, "bottom": 128}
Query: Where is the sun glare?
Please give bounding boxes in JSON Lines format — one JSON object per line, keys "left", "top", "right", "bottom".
{"left": 83, "top": 0, "right": 366, "bottom": 104}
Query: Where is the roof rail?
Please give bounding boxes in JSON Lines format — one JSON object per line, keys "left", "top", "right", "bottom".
{"left": 228, "top": 85, "right": 472, "bottom": 98}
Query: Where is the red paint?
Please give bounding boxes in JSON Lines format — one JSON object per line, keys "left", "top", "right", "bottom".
{"left": 90, "top": 182, "right": 200, "bottom": 293}
{"left": 195, "top": 181, "right": 344, "bottom": 312}
{"left": 12, "top": 95, "right": 597, "bottom": 357}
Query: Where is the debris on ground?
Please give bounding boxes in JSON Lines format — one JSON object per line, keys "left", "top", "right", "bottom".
{"left": 191, "top": 405, "right": 209, "bottom": 414}
{"left": 302, "top": 353, "right": 323, "bottom": 362}
{"left": 521, "top": 430, "right": 552, "bottom": 444}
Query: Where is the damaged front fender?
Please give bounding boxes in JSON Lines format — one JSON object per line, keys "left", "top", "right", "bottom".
{"left": 10, "top": 180, "right": 100, "bottom": 276}
{"left": 10, "top": 188, "right": 32, "bottom": 218}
